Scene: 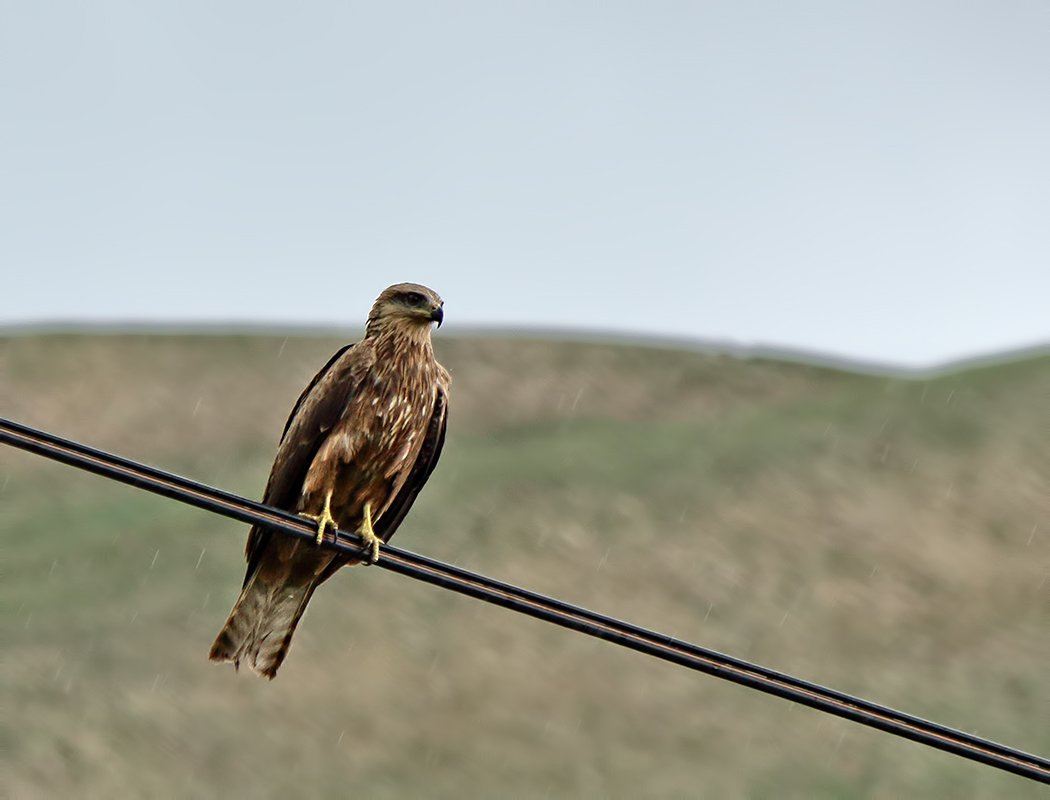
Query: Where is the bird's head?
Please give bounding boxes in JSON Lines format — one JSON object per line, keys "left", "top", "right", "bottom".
{"left": 366, "top": 283, "right": 444, "bottom": 338}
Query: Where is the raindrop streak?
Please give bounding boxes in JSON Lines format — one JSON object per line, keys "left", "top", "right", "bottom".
{"left": 1028, "top": 524, "right": 1038, "bottom": 546}
{"left": 150, "top": 550, "right": 160, "bottom": 569}
{"left": 595, "top": 547, "right": 611, "bottom": 573}
{"left": 571, "top": 387, "right": 584, "bottom": 411}
{"left": 946, "top": 389, "right": 955, "bottom": 405}
{"left": 192, "top": 397, "right": 203, "bottom": 417}
{"left": 827, "top": 731, "right": 847, "bottom": 766}
{"left": 195, "top": 547, "right": 206, "bottom": 569}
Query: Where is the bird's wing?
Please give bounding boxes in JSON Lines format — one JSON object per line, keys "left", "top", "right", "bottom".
{"left": 244, "top": 342, "right": 360, "bottom": 583}
{"left": 277, "top": 343, "right": 356, "bottom": 445}
{"left": 375, "top": 383, "right": 449, "bottom": 542}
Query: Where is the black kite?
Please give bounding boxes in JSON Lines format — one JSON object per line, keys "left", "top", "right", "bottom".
{"left": 209, "top": 283, "right": 449, "bottom": 678}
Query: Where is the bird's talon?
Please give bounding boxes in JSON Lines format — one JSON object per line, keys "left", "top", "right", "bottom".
{"left": 359, "top": 501, "right": 380, "bottom": 564}
{"left": 300, "top": 490, "right": 338, "bottom": 546}
{"left": 300, "top": 512, "right": 335, "bottom": 545}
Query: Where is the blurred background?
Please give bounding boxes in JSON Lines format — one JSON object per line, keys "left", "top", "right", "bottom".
{"left": 2, "top": 2, "right": 1048, "bottom": 797}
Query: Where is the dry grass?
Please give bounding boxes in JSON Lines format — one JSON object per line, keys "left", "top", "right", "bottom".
{"left": 1, "top": 331, "right": 1047, "bottom": 798}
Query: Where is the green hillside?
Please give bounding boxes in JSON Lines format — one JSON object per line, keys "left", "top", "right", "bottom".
{"left": 2, "top": 332, "right": 1047, "bottom": 798}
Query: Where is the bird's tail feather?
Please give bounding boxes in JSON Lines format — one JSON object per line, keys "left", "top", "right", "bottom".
{"left": 209, "top": 571, "right": 318, "bottom": 679}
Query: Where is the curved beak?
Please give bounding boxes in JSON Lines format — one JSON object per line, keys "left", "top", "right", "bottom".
{"left": 429, "top": 305, "right": 444, "bottom": 327}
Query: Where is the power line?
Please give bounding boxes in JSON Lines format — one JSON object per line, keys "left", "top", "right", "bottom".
{"left": 2, "top": 415, "right": 1047, "bottom": 785}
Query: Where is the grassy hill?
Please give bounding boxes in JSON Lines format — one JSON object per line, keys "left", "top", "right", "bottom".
{"left": 2, "top": 331, "right": 1047, "bottom": 798}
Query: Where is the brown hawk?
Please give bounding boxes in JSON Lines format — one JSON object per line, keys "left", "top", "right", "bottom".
{"left": 209, "top": 283, "right": 449, "bottom": 678}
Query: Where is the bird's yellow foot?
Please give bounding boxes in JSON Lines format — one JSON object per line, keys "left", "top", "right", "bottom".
{"left": 300, "top": 490, "right": 337, "bottom": 545}
{"left": 357, "top": 501, "right": 381, "bottom": 564}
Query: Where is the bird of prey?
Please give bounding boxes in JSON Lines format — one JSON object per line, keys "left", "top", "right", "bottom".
{"left": 209, "top": 283, "right": 449, "bottom": 678}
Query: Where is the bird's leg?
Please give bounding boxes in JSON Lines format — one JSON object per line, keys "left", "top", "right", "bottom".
{"left": 300, "top": 488, "right": 338, "bottom": 546}
{"left": 357, "top": 501, "right": 381, "bottom": 564}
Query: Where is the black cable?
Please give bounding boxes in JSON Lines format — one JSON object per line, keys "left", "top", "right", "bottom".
{"left": 2, "top": 415, "right": 1047, "bottom": 785}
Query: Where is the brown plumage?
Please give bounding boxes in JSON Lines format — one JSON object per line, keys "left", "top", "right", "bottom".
{"left": 209, "top": 283, "right": 450, "bottom": 678}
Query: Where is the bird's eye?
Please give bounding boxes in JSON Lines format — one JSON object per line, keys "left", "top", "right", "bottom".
{"left": 404, "top": 292, "right": 425, "bottom": 307}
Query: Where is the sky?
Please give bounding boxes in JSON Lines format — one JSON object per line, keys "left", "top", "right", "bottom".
{"left": 2, "top": 1, "right": 1048, "bottom": 368}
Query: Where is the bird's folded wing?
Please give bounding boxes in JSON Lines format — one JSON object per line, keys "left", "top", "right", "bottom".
{"left": 244, "top": 343, "right": 363, "bottom": 581}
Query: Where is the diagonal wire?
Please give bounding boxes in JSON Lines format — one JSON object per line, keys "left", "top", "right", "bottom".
{"left": 2, "top": 415, "right": 1048, "bottom": 785}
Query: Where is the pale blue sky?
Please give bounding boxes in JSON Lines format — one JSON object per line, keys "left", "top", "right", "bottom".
{"left": 2, "top": 2, "right": 1048, "bottom": 367}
